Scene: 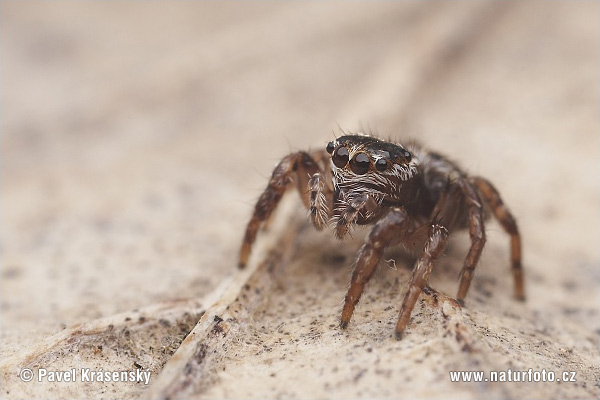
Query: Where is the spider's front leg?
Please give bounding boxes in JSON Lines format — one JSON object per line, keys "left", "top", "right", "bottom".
{"left": 395, "top": 224, "right": 449, "bottom": 339}
{"left": 238, "top": 151, "right": 323, "bottom": 269}
{"left": 339, "top": 206, "right": 450, "bottom": 340}
{"left": 340, "top": 207, "right": 412, "bottom": 329}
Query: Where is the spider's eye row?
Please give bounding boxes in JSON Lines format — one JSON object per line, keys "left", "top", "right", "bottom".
{"left": 326, "top": 141, "right": 335, "bottom": 154}
{"left": 350, "top": 152, "right": 370, "bottom": 175}
{"left": 332, "top": 146, "right": 349, "bottom": 168}
{"left": 375, "top": 158, "right": 388, "bottom": 172}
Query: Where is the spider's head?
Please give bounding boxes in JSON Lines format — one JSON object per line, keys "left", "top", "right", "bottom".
{"left": 326, "top": 134, "right": 418, "bottom": 193}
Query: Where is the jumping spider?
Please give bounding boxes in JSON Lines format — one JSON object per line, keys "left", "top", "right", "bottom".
{"left": 239, "top": 133, "right": 524, "bottom": 339}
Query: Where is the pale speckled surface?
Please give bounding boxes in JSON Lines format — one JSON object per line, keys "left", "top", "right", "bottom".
{"left": 1, "top": 2, "right": 599, "bottom": 399}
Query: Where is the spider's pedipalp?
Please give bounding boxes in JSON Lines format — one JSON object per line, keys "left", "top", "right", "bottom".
{"left": 334, "top": 193, "right": 372, "bottom": 239}
{"left": 308, "top": 172, "right": 329, "bottom": 230}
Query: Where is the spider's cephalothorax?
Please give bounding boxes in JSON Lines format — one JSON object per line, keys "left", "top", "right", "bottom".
{"left": 327, "top": 135, "right": 419, "bottom": 232}
{"left": 239, "top": 133, "right": 524, "bottom": 340}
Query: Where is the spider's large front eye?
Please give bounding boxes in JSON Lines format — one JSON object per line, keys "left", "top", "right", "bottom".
{"left": 350, "top": 152, "right": 370, "bottom": 175}
{"left": 332, "top": 146, "right": 349, "bottom": 168}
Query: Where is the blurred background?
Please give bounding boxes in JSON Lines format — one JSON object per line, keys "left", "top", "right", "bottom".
{"left": 1, "top": 1, "right": 598, "bottom": 397}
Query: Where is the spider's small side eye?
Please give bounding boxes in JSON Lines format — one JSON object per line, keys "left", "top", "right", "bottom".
{"left": 332, "top": 146, "right": 349, "bottom": 168}
{"left": 375, "top": 158, "right": 388, "bottom": 172}
{"left": 403, "top": 150, "right": 412, "bottom": 162}
{"left": 326, "top": 141, "right": 335, "bottom": 154}
{"left": 350, "top": 152, "right": 371, "bottom": 175}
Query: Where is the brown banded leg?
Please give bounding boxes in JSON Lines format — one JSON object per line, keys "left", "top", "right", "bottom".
{"left": 340, "top": 207, "right": 411, "bottom": 329}
{"left": 238, "top": 151, "right": 320, "bottom": 269}
{"left": 471, "top": 177, "right": 524, "bottom": 300}
{"left": 396, "top": 224, "right": 449, "bottom": 339}
{"left": 455, "top": 178, "right": 487, "bottom": 305}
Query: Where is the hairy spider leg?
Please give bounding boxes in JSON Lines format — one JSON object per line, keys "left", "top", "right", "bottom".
{"left": 471, "top": 176, "right": 525, "bottom": 301}
{"left": 396, "top": 224, "right": 449, "bottom": 339}
{"left": 455, "top": 178, "right": 487, "bottom": 305}
{"left": 238, "top": 151, "right": 321, "bottom": 269}
{"left": 340, "top": 207, "right": 412, "bottom": 329}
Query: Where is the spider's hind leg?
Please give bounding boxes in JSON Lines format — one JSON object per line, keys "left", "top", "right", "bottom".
{"left": 471, "top": 176, "right": 524, "bottom": 301}
{"left": 238, "top": 151, "right": 322, "bottom": 269}
{"left": 455, "top": 178, "right": 487, "bottom": 305}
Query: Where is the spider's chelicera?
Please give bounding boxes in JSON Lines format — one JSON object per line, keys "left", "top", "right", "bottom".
{"left": 239, "top": 133, "right": 524, "bottom": 339}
